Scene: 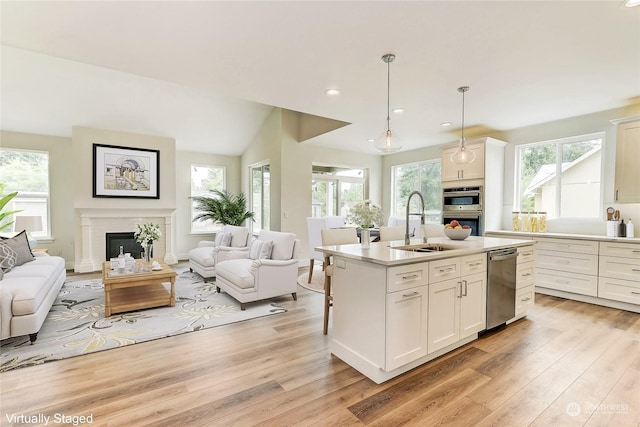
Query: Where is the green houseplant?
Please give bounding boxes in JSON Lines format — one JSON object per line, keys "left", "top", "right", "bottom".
{"left": 0, "top": 183, "right": 21, "bottom": 232}
{"left": 192, "top": 189, "right": 255, "bottom": 227}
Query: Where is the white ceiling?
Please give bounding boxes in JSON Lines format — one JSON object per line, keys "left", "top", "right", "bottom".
{"left": 2, "top": 1, "right": 639, "bottom": 156}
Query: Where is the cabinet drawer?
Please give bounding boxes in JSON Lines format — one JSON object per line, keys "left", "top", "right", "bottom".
{"left": 429, "top": 258, "right": 461, "bottom": 283}
{"left": 599, "top": 256, "right": 640, "bottom": 282}
{"left": 387, "top": 262, "right": 429, "bottom": 293}
{"left": 536, "top": 268, "right": 598, "bottom": 296}
{"left": 599, "top": 241, "right": 640, "bottom": 260}
{"left": 534, "top": 238, "right": 598, "bottom": 255}
{"left": 517, "top": 261, "right": 535, "bottom": 289}
{"left": 536, "top": 250, "right": 598, "bottom": 276}
{"left": 598, "top": 276, "right": 640, "bottom": 305}
{"left": 461, "top": 253, "right": 486, "bottom": 275}
{"left": 517, "top": 246, "right": 535, "bottom": 264}
{"left": 515, "top": 285, "right": 535, "bottom": 316}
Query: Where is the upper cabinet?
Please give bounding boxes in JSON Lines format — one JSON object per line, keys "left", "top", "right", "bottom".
{"left": 441, "top": 138, "right": 506, "bottom": 184}
{"left": 441, "top": 144, "right": 485, "bottom": 181}
{"left": 613, "top": 118, "right": 640, "bottom": 203}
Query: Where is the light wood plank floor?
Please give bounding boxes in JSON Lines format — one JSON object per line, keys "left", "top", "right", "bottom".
{"left": 1, "top": 266, "right": 639, "bottom": 426}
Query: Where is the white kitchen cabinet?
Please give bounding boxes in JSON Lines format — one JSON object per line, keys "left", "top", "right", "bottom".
{"left": 428, "top": 254, "right": 486, "bottom": 354}
{"left": 386, "top": 285, "right": 429, "bottom": 371}
{"left": 441, "top": 144, "right": 485, "bottom": 181}
{"left": 513, "top": 245, "right": 535, "bottom": 320}
{"left": 613, "top": 118, "right": 640, "bottom": 203}
{"left": 535, "top": 237, "right": 598, "bottom": 297}
{"left": 598, "top": 241, "right": 640, "bottom": 304}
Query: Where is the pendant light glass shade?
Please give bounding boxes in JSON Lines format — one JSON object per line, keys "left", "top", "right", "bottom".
{"left": 450, "top": 86, "right": 476, "bottom": 165}
{"left": 374, "top": 54, "right": 403, "bottom": 154}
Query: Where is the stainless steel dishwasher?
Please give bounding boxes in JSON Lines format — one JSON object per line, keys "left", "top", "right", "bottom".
{"left": 486, "top": 247, "right": 518, "bottom": 330}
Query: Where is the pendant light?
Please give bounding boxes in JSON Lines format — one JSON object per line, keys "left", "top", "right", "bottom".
{"left": 374, "top": 54, "right": 403, "bottom": 154}
{"left": 450, "top": 86, "right": 476, "bottom": 165}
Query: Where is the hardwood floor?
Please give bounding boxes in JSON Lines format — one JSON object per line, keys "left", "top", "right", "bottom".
{"left": 1, "top": 268, "right": 639, "bottom": 426}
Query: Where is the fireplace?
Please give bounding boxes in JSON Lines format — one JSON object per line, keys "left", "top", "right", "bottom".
{"left": 105, "top": 232, "right": 144, "bottom": 260}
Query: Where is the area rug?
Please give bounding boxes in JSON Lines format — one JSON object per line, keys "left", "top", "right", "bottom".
{"left": 0, "top": 270, "right": 286, "bottom": 372}
{"left": 297, "top": 266, "right": 324, "bottom": 293}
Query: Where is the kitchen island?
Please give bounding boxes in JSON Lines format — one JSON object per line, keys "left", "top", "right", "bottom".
{"left": 316, "top": 235, "right": 535, "bottom": 383}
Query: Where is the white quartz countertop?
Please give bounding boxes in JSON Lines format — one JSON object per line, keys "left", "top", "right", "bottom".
{"left": 486, "top": 230, "right": 640, "bottom": 243}
{"left": 315, "top": 235, "right": 534, "bottom": 266}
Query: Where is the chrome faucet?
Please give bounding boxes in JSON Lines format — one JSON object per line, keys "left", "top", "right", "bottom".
{"left": 405, "top": 191, "right": 426, "bottom": 245}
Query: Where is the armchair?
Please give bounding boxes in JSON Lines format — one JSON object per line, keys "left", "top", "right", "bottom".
{"left": 215, "top": 230, "right": 301, "bottom": 310}
{"left": 188, "top": 225, "right": 251, "bottom": 282}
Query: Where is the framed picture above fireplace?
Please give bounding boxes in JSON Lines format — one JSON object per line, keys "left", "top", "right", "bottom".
{"left": 93, "top": 144, "right": 160, "bottom": 199}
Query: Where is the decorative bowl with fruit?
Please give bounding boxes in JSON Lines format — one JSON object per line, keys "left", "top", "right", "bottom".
{"left": 443, "top": 220, "right": 472, "bottom": 240}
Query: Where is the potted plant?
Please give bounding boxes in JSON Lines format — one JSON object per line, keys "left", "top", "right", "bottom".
{"left": 191, "top": 189, "right": 255, "bottom": 227}
{"left": 0, "top": 183, "right": 21, "bottom": 233}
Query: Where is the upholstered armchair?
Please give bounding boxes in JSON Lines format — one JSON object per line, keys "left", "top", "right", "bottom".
{"left": 188, "top": 225, "right": 251, "bottom": 282}
{"left": 215, "top": 230, "right": 301, "bottom": 310}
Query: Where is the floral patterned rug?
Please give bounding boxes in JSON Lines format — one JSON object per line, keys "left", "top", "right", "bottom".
{"left": 0, "top": 270, "right": 287, "bottom": 372}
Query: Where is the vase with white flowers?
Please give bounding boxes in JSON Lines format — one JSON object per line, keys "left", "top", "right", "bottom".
{"left": 348, "top": 200, "right": 384, "bottom": 248}
{"left": 135, "top": 222, "right": 161, "bottom": 263}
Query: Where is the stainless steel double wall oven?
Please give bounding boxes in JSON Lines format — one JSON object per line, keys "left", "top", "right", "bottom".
{"left": 442, "top": 186, "right": 483, "bottom": 236}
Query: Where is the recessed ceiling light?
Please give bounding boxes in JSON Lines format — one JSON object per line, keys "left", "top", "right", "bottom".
{"left": 392, "top": 108, "right": 405, "bottom": 114}
{"left": 367, "top": 138, "right": 375, "bottom": 142}
{"left": 325, "top": 88, "right": 340, "bottom": 96}
{"left": 441, "top": 122, "right": 452, "bottom": 127}
{"left": 622, "top": 0, "right": 640, "bottom": 7}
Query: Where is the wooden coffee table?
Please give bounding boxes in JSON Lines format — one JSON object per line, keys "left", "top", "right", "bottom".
{"left": 101, "top": 260, "right": 177, "bottom": 317}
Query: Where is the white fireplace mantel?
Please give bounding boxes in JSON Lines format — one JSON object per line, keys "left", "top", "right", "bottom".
{"left": 74, "top": 208, "right": 177, "bottom": 272}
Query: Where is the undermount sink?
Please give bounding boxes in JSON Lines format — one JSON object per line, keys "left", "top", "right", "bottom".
{"left": 390, "top": 243, "right": 457, "bottom": 253}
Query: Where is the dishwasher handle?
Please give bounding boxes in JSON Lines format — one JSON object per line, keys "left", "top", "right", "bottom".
{"left": 488, "top": 248, "right": 518, "bottom": 261}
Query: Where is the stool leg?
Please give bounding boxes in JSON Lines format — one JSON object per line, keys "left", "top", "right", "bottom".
{"left": 323, "top": 273, "right": 331, "bottom": 335}
{"left": 308, "top": 259, "right": 315, "bottom": 283}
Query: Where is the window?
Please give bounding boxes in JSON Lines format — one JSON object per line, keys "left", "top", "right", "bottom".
{"left": 251, "top": 162, "right": 270, "bottom": 233}
{"left": 391, "top": 160, "right": 442, "bottom": 223}
{"left": 190, "top": 165, "right": 225, "bottom": 233}
{"left": 311, "top": 164, "right": 367, "bottom": 222}
{"left": 0, "top": 148, "right": 50, "bottom": 238}
{"left": 515, "top": 133, "right": 603, "bottom": 219}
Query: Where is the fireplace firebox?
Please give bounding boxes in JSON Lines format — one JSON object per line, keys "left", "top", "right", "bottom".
{"left": 105, "top": 232, "right": 145, "bottom": 260}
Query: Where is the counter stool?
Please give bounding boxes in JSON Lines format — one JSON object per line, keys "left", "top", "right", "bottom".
{"left": 320, "top": 228, "right": 359, "bottom": 335}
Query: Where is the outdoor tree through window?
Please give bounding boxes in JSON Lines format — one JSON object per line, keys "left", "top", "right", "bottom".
{"left": 191, "top": 165, "right": 225, "bottom": 233}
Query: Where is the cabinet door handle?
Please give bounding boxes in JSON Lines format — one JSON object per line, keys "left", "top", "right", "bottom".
{"left": 522, "top": 297, "right": 531, "bottom": 302}
{"left": 402, "top": 291, "right": 420, "bottom": 298}
{"left": 522, "top": 273, "right": 532, "bottom": 277}
{"left": 461, "top": 169, "right": 464, "bottom": 179}
{"left": 439, "top": 267, "right": 455, "bottom": 273}
{"left": 616, "top": 189, "right": 619, "bottom": 201}
{"left": 469, "top": 262, "right": 483, "bottom": 266}
{"left": 401, "top": 274, "right": 419, "bottom": 280}
{"left": 522, "top": 253, "right": 532, "bottom": 257}
{"left": 632, "top": 250, "right": 640, "bottom": 253}
{"left": 463, "top": 279, "right": 468, "bottom": 296}
{"left": 458, "top": 281, "right": 463, "bottom": 298}
{"left": 631, "top": 291, "right": 640, "bottom": 295}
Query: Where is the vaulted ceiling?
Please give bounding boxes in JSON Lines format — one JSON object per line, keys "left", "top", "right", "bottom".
{"left": 2, "top": 1, "right": 639, "bottom": 156}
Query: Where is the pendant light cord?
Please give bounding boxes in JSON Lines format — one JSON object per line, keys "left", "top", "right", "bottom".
{"left": 386, "top": 58, "right": 391, "bottom": 131}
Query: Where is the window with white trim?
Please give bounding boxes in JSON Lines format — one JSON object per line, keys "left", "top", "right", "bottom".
{"left": 311, "top": 164, "right": 367, "bottom": 222}
{"left": 391, "top": 160, "right": 442, "bottom": 223}
{"left": 515, "top": 133, "right": 603, "bottom": 219}
{"left": 0, "top": 148, "right": 50, "bottom": 238}
{"left": 190, "top": 165, "right": 225, "bottom": 233}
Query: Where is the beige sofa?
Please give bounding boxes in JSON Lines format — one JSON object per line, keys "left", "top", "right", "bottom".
{"left": 0, "top": 252, "right": 66, "bottom": 343}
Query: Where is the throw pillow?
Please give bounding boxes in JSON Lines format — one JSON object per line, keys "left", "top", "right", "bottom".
{"left": 214, "top": 232, "right": 232, "bottom": 247}
{"left": 0, "top": 242, "right": 17, "bottom": 273}
{"left": 0, "top": 230, "right": 35, "bottom": 266}
{"left": 248, "top": 239, "right": 273, "bottom": 260}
